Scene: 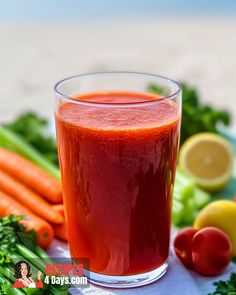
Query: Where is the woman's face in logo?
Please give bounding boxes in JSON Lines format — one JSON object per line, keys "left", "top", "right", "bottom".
{"left": 20, "top": 263, "right": 28, "bottom": 276}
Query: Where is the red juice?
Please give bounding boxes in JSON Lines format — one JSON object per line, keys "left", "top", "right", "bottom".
{"left": 55, "top": 91, "right": 180, "bottom": 276}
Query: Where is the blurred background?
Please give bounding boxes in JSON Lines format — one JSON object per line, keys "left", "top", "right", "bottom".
{"left": 0, "top": 0, "right": 236, "bottom": 128}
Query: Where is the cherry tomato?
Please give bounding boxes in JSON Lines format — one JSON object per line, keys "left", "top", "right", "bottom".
{"left": 174, "top": 227, "right": 198, "bottom": 268}
{"left": 192, "top": 227, "right": 233, "bottom": 276}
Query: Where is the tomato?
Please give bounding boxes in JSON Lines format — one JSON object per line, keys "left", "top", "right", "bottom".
{"left": 192, "top": 227, "right": 233, "bottom": 276}
{"left": 174, "top": 227, "right": 198, "bottom": 268}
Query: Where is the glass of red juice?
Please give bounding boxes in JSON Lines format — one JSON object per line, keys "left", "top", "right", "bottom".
{"left": 54, "top": 72, "right": 181, "bottom": 288}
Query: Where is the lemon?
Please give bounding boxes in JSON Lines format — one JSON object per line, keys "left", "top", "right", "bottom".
{"left": 194, "top": 200, "right": 236, "bottom": 256}
{"left": 179, "top": 133, "right": 233, "bottom": 191}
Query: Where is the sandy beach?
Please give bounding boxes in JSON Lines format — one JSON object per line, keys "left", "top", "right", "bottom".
{"left": 0, "top": 19, "right": 235, "bottom": 127}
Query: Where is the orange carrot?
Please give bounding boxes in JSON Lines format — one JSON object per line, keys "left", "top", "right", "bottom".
{"left": 52, "top": 204, "right": 67, "bottom": 241}
{"left": 0, "top": 148, "right": 62, "bottom": 203}
{"left": 0, "top": 190, "right": 54, "bottom": 249}
{"left": 52, "top": 204, "right": 64, "bottom": 215}
{"left": 0, "top": 170, "right": 63, "bottom": 224}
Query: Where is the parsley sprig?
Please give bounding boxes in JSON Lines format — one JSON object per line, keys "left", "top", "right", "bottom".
{"left": 208, "top": 273, "right": 236, "bottom": 295}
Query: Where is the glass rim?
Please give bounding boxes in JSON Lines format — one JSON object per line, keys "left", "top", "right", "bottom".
{"left": 54, "top": 71, "right": 181, "bottom": 107}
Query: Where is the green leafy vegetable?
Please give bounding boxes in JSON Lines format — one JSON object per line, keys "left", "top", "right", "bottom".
{"left": 208, "top": 272, "right": 236, "bottom": 295}
{"left": 4, "top": 112, "right": 58, "bottom": 166}
{"left": 148, "top": 82, "right": 231, "bottom": 144}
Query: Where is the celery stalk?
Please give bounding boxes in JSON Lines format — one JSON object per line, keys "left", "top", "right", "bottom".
{"left": 0, "top": 265, "right": 15, "bottom": 282}
{"left": 172, "top": 169, "right": 210, "bottom": 226}
{"left": 182, "top": 198, "right": 195, "bottom": 224}
{"left": 193, "top": 187, "right": 210, "bottom": 209}
{"left": 34, "top": 245, "right": 55, "bottom": 264}
{"left": 0, "top": 276, "right": 25, "bottom": 295}
{"left": 174, "top": 184, "right": 194, "bottom": 203}
{"left": 172, "top": 199, "right": 185, "bottom": 225}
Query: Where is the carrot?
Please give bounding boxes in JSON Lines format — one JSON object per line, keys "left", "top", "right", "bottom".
{"left": 0, "top": 170, "right": 63, "bottom": 224}
{"left": 0, "top": 148, "right": 62, "bottom": 203}
{"left": 0, "top": 190, "right": 54, "bottom": 249}
{"left": 52, "top": 204, "right": 68, "bottom": 241}
{"left": 52, "top": 204, "right": 64, "bottom": 215}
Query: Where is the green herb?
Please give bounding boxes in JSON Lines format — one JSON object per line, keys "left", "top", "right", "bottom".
{"left": 208, "top": 272, "right": 236, "bottom": 295}
{"left": 0, "top": 215, "right": 36, "bottom": 252}
{"left": 4, "top": 112, "right": 58, "bottom": 167}
{"left": 148, "top": 82, "right": 231, "bottom": 144}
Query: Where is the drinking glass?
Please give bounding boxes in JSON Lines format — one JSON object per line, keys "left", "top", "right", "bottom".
{"left": 54, "top": 72, "right": 182, "bottom": 288}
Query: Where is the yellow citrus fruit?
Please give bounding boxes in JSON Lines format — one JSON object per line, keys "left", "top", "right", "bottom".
{"left": 194, "top": 200, "right": 236, "bottom": 256}
{"left": 179, "top": 133, "right": 233, "bottom": 191}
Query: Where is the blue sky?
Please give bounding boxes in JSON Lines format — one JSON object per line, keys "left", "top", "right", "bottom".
{"left": 0, "top": 0, "right": 236, "bottom": 22}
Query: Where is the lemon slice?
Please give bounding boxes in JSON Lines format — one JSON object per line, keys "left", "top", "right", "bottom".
{"left": 179, "top": 133, "right": 233, "bottom": 191}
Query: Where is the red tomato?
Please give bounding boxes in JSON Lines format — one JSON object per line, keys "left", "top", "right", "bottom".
{"left": 192, "top": 227, "right": 233, "bottom": 276}
{"left": 174, "top": 227, "right": 198, "bottom": 268}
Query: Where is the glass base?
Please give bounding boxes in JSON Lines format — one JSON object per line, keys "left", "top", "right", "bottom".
{"left": 87, "top": 262, "right": 168, "bottom": 289}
